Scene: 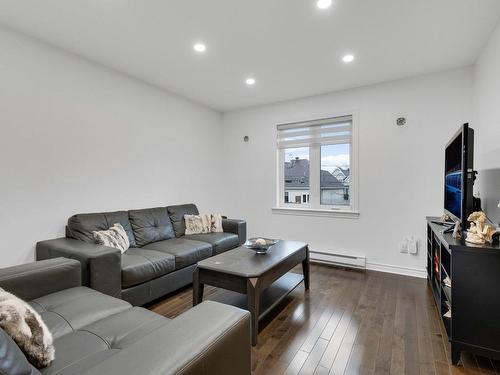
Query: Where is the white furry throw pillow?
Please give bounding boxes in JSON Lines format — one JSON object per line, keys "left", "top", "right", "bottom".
{"left": 184, "top": 214, "right": 212, "bottom": 235}
{"left": 0, "top": 288, "right": 55, "bottom": 368}
{"left": 211, "top": 214, "right": 223, "bottom": 233}
{"left": 93, "top": 223, "right": 130, "bottom": 253}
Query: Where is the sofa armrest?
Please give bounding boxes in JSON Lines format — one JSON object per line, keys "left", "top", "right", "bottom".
{"left": 80, "top": 301, "right": 251, "bottom": 375}
{"left": 36, "top": 238, "right": 122, "bottom": 299}
{"left": 222, "top": 218, "right": 246, "bottom": 245}
{"left": 0, "top": 258, "right": 81, "bottom": 301}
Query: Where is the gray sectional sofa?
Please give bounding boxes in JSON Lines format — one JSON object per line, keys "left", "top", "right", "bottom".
{"left": 0, "top": 258, "right": 251, "bottom": 375}
{"left": 36, "top": 204, "right": 246, "bottom": 306}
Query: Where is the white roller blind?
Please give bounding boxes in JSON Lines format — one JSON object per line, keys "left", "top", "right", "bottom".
{"left": 277, "top": 115, "right": 352, "bottom": 149}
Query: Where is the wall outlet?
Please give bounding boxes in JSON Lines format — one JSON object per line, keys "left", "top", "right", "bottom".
{"left": 400, "top": 237, "right": 418, "bottom": 254}
{"left": 408, "top": 236, "right": 418, "bottom": 254}
{"left": 399, "top": 240, "right": 408, "bottom": 253}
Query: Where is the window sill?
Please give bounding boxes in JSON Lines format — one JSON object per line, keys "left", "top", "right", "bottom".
{"left": 271, "top": 207, "right": 360, "bottom": 219}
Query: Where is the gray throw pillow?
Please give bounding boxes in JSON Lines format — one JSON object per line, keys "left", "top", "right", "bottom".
{"left": 93, "top": 223, "right": 130, "bottom": 253}
{"left": 0, "top": 288, "right": 55, "bottom": 369}
{"left": 0, "top": 328, "right": 41, "bottom": 375}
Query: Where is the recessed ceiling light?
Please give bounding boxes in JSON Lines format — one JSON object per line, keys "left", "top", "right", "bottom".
{"left": 342, "top": 54, "right": 354, "bottom": 63}
{"left": 316, "top": 0, "right": 332, "bottom": 9}
{"left": 246, "top": 78, "right": 256, "bottom": 86}
{"left": 193, "top": 43, "right": 206, "bottom": 53}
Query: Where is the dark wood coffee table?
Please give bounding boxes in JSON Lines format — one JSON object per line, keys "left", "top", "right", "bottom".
{"left": 193, "top": 240, "right": 309, "bottom": 345}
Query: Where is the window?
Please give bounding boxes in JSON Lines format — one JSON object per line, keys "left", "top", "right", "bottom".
{"left": 276, "top": 114, "right": 357, "bottom": 214}
{"left": 282, "top": 147, "right": 309, "bottom": 205}
{"left": 321, "top": 144, "right": 350, "bottom": 206}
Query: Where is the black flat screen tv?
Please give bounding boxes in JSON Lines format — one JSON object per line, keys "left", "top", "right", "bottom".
{"left": 444, "top": 123, "right": 474, "bottom": 226}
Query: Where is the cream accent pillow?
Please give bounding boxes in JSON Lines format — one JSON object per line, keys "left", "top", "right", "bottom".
{"left": 0, "top": 288, "right": 55, "bottom": 368}
{"left": 93, "top": 223, "right": 130, "bottom": 253}
{"left": 184, "top": 214, "right": 212, "bottom": 235}
{"left": 211, "top": 214, "right": 223, "bottom": 233}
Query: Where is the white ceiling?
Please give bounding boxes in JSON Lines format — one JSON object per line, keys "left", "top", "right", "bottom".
{"left": 1, "top": 0, "right": 499, "bottom": 111}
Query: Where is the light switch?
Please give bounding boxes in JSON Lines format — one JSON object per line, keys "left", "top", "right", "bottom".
{"left": 408, "top": 237, "right": 418, "bottom": 254}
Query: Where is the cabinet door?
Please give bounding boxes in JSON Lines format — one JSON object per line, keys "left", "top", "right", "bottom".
{"left": 452, "top": 248, "right": 500, "bottom": 350}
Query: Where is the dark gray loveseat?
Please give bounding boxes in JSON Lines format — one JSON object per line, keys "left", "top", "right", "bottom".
{"left": 0, "top": 258, "right": 251, "bottom": 375}
{"left": 36, "top": 204, "right": 246, "bottom": 306}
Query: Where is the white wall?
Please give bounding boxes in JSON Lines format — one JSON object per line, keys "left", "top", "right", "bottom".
{"left": 0, "top": 23, "right": 485, "bottom": 277}
{"left": 0, "top": 27, "right": 224, "bottom": 267}
{"left": 474, "top": 20, "right": 500, "bottom": 170}
{"left": 221, "top": 68, "right": 473, "bottom": 276}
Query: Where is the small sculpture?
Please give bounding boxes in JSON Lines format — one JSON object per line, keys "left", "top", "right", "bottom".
{"left": 484, "top": 226, "right": 498, "bottom": 243}
{"left": 440, "top": 213, "right": 451, "bottom": 222}
{"left": 452, "top": 221, "right": 462, "bottom": 240}
{"left": 465, "top": 211, "right": 499, "bottom": 245}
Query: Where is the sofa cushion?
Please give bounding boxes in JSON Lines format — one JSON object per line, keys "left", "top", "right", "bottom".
{"left": 183, "top": 233, "right": 239, "bottom": 255}
{"left": 67, "top": 211, "right": 136, "bottom": 248}
{"left": 142, "top": 238, "right": 212, "bottom": 270}
{"left": 29, "top": 287, "right": 130, "bottom": 340}
{"left": 167, "top": 204, "right": 199, "bottom": 237}
{"left": 22, "top": 282, "right": 172, "bottom": 375}
{"left": 121, "top": 248, "right": 175, "bottom": 288}
{"left": 42, "top": 331, "right": 116, "bottom": 375}
{"left": 79, "top": 307, "right": 169, "bottom": 349}
{"left": 41, "top": 307, "right": 171, "bottom": 375}
{"left": 128, "top": 208, "right": 175, "bottom": 247}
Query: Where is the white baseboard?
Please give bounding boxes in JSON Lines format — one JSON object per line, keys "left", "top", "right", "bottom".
{"left": 366, "top": 261, "right": 427, "bottom": 279}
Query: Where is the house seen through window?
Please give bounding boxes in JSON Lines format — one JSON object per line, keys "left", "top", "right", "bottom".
{"left": 278, "top": 115, "right": 354, "bottom": 210}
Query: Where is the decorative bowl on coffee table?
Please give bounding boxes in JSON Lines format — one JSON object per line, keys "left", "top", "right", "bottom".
{"left": 243, "top": 238, "right": 279, "bottom": 254}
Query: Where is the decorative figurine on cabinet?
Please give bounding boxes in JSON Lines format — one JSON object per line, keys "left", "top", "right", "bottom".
{"left": 465, "top": 211, "right": 499, "bottom": 244}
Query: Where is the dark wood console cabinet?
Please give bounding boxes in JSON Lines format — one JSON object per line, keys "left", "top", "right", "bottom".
{"left": 426, "top": 217, "right": 500, "bottom": 365}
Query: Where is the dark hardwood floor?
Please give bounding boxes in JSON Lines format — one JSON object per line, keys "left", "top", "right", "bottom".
{"left": 148, "top": 264, "right": 499, "bottom": 375}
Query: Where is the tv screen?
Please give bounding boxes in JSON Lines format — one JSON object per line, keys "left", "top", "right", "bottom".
{"left": 444, "top": 132, "right": 463, "bottom": 220}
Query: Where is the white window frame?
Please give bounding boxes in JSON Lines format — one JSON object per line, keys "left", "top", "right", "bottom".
{"left": 273, "top": 111, "right": 359, "bottom": 219}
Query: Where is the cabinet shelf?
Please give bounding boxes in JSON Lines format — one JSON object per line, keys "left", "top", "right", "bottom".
{"left": 441, "top": 264, "right": 450, "bottom": 280}
{"left": 441, "top": 284, "right": 452, "bottom": 305}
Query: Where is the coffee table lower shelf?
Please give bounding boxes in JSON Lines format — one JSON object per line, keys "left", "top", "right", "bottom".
{"left": 206, "top": 272, "right": 304, "bottom": 321}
